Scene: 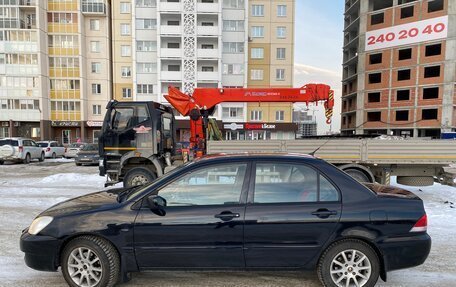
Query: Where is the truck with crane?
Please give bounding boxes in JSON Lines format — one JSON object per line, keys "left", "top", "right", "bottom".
{"left": 98, "top": 84, "right": 456, "bottom": 188}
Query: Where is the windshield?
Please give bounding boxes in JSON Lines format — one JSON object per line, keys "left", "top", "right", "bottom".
{"left": 0, "top": 140, "right": 18, "bottom": 146}
{"left": 37, "top": 142, "right": 48, "bottom": 147}
{"left": 81, "top": 144, "right": 98, "bottom": 151}
{"left": 125, "top": 161, "right": 195, "bottom": 201}
{"left": 69, "top": 143, "right": 84, "bottom": 148}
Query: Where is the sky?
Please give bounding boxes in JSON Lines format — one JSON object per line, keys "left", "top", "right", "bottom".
{"left": 293, "top": 0, "right": 345, "bottom": 134}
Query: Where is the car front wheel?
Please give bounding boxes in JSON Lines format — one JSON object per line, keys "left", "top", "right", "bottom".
{"left": 39, "top": 152, "right": 45, "bottom": 162}
{"left": 318, "top": 239, "right": 380, "bottom": 287}
{"left": 61, "top": 235, "right": 120, "bottom": 287}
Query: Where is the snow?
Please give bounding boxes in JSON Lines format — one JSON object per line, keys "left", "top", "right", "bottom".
{"left": 0, "top": 162, "right": 455, "bottom": 286}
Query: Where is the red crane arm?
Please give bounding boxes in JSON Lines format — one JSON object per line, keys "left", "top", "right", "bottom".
{"left": 165, "top": 84, "right": 335, "bottom": 124}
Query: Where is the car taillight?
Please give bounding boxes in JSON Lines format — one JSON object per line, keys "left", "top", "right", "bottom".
{"left": 46, "top": 147, "right": 51, "bottom": 152}
{"left": 410, "top": 214, "right": 427, "bottom": 232}
{"left": 19, "top": 146, "right": 23, "bottom": 152}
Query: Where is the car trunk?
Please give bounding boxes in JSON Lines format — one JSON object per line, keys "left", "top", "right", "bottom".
{"left": 363, "top": 183, "right": 420, "bottom": 200}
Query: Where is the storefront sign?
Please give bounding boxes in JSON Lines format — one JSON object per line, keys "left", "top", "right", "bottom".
{"left": 245, "top": 123, "right": 276, "bottom": 130}
{"left": 224, "top": 123, "right": 244, "bottom": 131}
{"left": 86, "top": 121, "right": 103, "bottom": 127}
{"left": 51, "top": 121, "right": 80, "bottom": 127}
{"left": 365, "top": 16, "right": 448, "bottom": 51}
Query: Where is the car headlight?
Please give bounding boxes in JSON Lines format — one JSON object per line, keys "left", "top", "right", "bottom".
{"left": 28, "top": 216, "right": 53, "bottom": 235}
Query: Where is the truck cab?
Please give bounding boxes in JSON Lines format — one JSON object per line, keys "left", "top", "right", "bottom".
{"left": 99, "top": 100, "right": 175, "bottom": 187}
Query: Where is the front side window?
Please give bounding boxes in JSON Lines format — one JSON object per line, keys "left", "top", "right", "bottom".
{"left": 111, "top": 108, "right": 134, "bottom": 130}
{"left": 158, "top": 163, "right": 248, "bottom": 206}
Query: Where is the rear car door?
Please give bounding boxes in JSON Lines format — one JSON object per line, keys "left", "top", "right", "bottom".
{"left": 244, "top": 161, "right": 342, "bottom": 268}
{"left": 134, "top": 161, "right": 250, "bottom": 269}
{"left": 30, "top": 140, "right": 41, "bottom": 158}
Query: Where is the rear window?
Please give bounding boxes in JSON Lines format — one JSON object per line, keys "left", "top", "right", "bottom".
{"left": 0, "top": 140, "right": 18, "bottom": 146}
{"left": 37, "top": 142, "right": 49, "bottom": 147}
{"left": 81, "top": 144, "right": 98, "bottom": 151}
{"left": 69, "top": 143, "right": 84, "bottom": 148}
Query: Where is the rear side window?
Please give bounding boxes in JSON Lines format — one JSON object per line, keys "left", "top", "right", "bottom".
{"left": 37, "top": 142, "right": 48, "bottom": 147}
{"left": 0, "top": 140, "right": 18, "bottom": 146}
{"left": 253, "top": 163, "right": 339, "bottom": 203}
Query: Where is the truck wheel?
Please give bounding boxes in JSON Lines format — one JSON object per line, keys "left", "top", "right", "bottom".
{"left": 318, "top": 239, "right": 380, "bottom": 287}
{"left": 39, "top": 152, "right": 45, "bottom": 162}
{"left": 123, "top": 167, "right": 156, "bottom": 188}
{"left": 61, "top": 235, "right": 120, "bottom": 287}
{"left": 23, "top": 153, "right": 31, "bottom": 164}
{"left": 344, "top": 168, "right": 370, "bottom": 183}
{"left": 397, "top": 176, "right": 434, "bottom": 187}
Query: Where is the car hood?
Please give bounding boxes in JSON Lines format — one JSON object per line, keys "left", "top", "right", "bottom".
{"left": 364, "top": 183, "right": 420, "bottom": 200}
{"left": 40, "top": 188, "right": 124, "bottom": 217}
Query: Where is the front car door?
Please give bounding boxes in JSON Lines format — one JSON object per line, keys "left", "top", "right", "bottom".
{"left": 244, "top": 160, "right": 342, "bottom": 268}
{"left": 134, "top": 161, "right": 250, "bottom": 269}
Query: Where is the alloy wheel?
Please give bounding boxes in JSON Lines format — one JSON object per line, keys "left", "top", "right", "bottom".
{"left": 330, "top": 249, "right": 372, "bottom": 287}
{"left": 67, "top": 247, "right": 103, "bottom": 287}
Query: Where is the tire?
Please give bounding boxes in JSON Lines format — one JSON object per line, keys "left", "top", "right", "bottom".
{"left": 39, "top": 152, "right": 45, "bottom": 162}
{"left": 61, "top": 235, "right": 120, "bottom": 287}
{"left": 318, "top": 239, "right": 380, "bottom": 287}
{"left": 0, "top": 160, "right": 4, "bottom": 165}
{"left": 123, "top": 167, "right": 156, "bottom": 188}
{"left": 76, "top": 163, "right": 82, "bottom": 166}
{"left": 397, "top": 176, "right": 434, "bottom": 187}
{"left": 344, "top": 169, "right": 370, "bottom": 183}
{"left": 23, "top": 153, "right": 31, "bottom": 164}
{"left": 52, "top": 152, "right": 56, "bottom": 159}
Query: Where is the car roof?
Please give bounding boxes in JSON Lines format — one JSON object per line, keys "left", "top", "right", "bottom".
{"left": 196, "top": 152, "right": 318, "bottom": 163}
{"left": 0, "top": 137, "right": 31, "bottom": 140}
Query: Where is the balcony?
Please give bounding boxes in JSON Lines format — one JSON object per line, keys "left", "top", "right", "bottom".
{"left": 161, "top": 71, "right": 182, "bottom": 81}
{"left": 197, "top": 26, "right": 219, "bottom": 36}
{"left": 48, "top": 1, "right": 78, "bottom": 11}
{"left": 81, "top": 1, "right": 106, "bottom": 15}
{"left": 161, "top": 48, "right": 181, "bottom": 58}
{"left": 197, "top": 48, "right": 219, "bottom": 58}
{"left": 159, "top": 1, "right": 181, "bottom": 12}
{"left": 161, "top": 25, "right": 182, "bottom": 35}
{"left": 197, "top": 2, "right": 218, "bottom": 13}
{"left": 198, "top": 71, "right": 218, "bottom": 81}
{"left": 48, "top": 23, "right": 78, "bottom": 34}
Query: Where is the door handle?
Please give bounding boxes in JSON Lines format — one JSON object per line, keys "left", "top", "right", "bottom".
{"left": 214, "top": 212, "right": 240, "bottom": 221}
{"left": 311, "top": 209, "right": 337, "bottom": 218}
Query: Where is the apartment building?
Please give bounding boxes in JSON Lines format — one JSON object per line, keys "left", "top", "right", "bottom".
{"left": 342, "top": 0, "right": 456, "bottom": 138}
{"left": 293, "top": 110, "right": 317, "bottom": 138}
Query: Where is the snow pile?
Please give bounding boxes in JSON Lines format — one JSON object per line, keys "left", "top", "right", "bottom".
{"left": 39, "top": 173, "right": 104, "bottom": 185}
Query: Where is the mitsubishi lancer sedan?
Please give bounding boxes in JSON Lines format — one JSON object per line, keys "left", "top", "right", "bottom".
{"left": 20, "top": 154, "right": 430, "bottom": 287}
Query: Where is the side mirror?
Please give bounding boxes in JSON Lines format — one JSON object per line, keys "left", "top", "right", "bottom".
{"left": 147, "top": 195, "right": 167, "bottom": 216}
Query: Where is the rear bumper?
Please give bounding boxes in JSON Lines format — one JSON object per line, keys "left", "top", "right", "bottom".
{"left": 0, "top": 156, "right": 22, "bottom": 162}
{"left": 20, "top": 231, "right": 61, "bottom": 272}
{"left": 379, "top": 233, "right": 431, "bottom": 272}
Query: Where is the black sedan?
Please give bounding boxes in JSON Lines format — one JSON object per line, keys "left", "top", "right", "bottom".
{"left": 75, "top": 144, "right": 99, "bottom": 166}
{"left": 20, "top": 154, "right": 430, "bottom": 287}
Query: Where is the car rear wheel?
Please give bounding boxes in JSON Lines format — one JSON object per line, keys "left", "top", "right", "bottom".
{"left": 123, "top": 167, "right": 156, "bottom": 188}
{"left": 23, "top": 153, "right": 31, "bottom": 164}
{"left": 61, "top": 236, "right": 120, "bottom": 287}
{"left": 0, "top": 160, "right": 3, "bottom": 165}
{"left": 318, "top": 239, "right": 380, "bottom": 287}
{"left": 52, "top": 152, "right": 57, "bottom": 159}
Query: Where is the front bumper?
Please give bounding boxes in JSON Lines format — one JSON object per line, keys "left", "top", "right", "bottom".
{"left": 380, "top": 233, "right": 431, "bottom": 271}
{"left": 20, "top": 231, "right": 62, "bottom": 272}
{"left": 76, "top": 157, "right": 99, "bottom": 164}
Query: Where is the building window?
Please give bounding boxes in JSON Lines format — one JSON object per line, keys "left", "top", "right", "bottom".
{"left": 201, "top": 66, "right": 214, "bottom": 72}
{"left": 275, "top": 110, "right": 284, "bottom": 121}
{"left": 276, "top": 26, "right": 286, "bottom": 38}
{"left": 136, "top": 0, "right": 157, "bottom": 7}
{"left": 276, "top": 69, "right": 285, "bottom": 80}
{"left": 371, "top": 13, "right": 384, "bottom": 25}
{"left": 423, "top": 87, "right": 439, "bottom": 99}
{"left": 424, "top": 65, "right": 441, "bottom": 78}
{"left": 120, "top": 23, "right": 130, "bottom": 35}
{"left": 252, "top": 4, "right": 264, "bottom": 16}
{"left": 90, "top": 19, "right": 100, "bottom": 31}
{"left": 223, "top": 20, "right": 244, "bottom": 31}
{"left": 201, "top": 44, "right": 214, "bottom": 49}
{"left": 396, "top": 110, "right": 409, "bottom": 121}
{"left": 222, "top": 107, "right": 243, "bottom": 118}
{"left": 397, "top": 69, "right": 411, "bottom": 81}
{"left": 120, "top": 2, "right": 131, "bottom": 13}
{"left": 400, "top": 6, "right": 414, "bottom": 19}
{"left": 223, "top": 42, "right": 244, "bottom": 53}
{"left": 367, "top": 111, "right": 381, "bottom": 122}
{"left": 368, "top": 73, "right": 381, "bottom": 84}
{"left": 137, "top": 84, "right": 154, "bottom": 94}
{"left": 0, "top": 127, "right": 9, "bottom": 138}
{"left": 222, "top": 0, "right": 244, "bottom": 9}
{"left": 428, "top": 0, "right": 444, "bottom": 12}
{"left": 368, "top": 92, "right": 381, "bottom": 103}
{"left": 90, "top": 41, "right": 100, "bottom": 52}
{"left": 121, "top": 66, "right": 131, "bottom": 77}
{"left": 369, "top": 53, "right": 382, "bottom": 64}
{"left": 251, "top": 26, "right": 264, "bottom": 37}
{"left": 397, "top": 90, "right": 410, "bottom": 101}
{"left": 223, "top": 64, "right": 244, "bottom": 75}
{"left": 167, "top": 42, "right": 180, "bottom": 48}
{"left": 398, "top": 48, "right": 412, "bottom": 60}
{"left": 251, "top": 47, "right": 264, "bottom": 59}
{"left": 93, "top": 105, "right": 101, "bottom": 115}
{"left": 168, "top": 65, "right": 180, "bottom": 72}
{"left": 122, "top": 88, "right": 132, "bottom": 98}
{"left": 250, "top": 110, "right": 263, "bottom": 121}
{"left": 250, "top": 69, "right": 264, "bottom": 80}
{"left": 92, "top": 84, "right": 101, "bottom": 94}
{"left": 277, "top": 5, "right": 287, "bottom": 17}
{"left": 121, "top": 45, "right": 131, "bottom": 57}
{"left": 425, "top": 43, "right": 442, "bottom": 57}
{"left": 136, "top": 18, "right": 157, "bottom": 29}
{"left": 277, "top": 48, "right": 286, "bottom": 60}
{"left": 422, "top": 109, "right": 438, "bottom": 120}
{"left": 91, "top": 62, "right": 101, "bottom": 73}
{"left": 137, "top": 63, "right": 157, "bottom": 73}
{"left": 136, "top": 40, "right": 157, "bottom": 51}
